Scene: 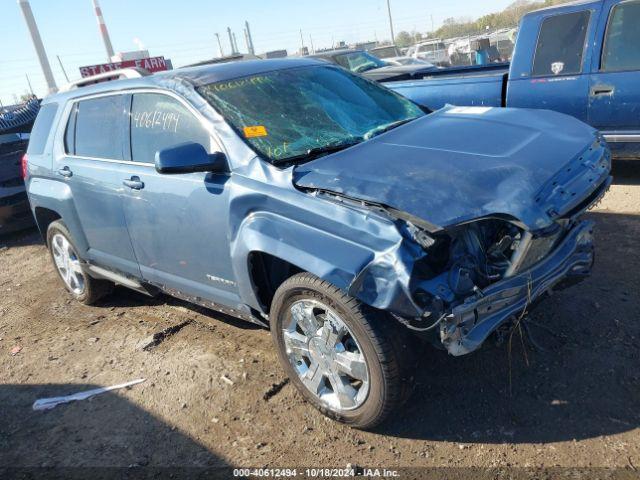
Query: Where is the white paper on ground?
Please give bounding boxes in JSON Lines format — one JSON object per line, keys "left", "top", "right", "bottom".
{"left": 32, "top": 378, "right": 146, "bottom": 411}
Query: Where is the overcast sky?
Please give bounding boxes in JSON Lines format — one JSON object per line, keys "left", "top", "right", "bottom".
{"left": 1, "top": 0, "right": 516, "bottom": 105}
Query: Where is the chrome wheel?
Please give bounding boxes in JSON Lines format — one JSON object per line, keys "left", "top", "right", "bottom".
{"left": 283, "top": 299, "right": 369, "bottom": 412}
{"left": 51, "top": 233, "right": 85, "bottom": 295}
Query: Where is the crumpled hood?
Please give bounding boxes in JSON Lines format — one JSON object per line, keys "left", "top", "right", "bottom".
{"left": 293, "top": 106, "right": 608, "bottom": 231}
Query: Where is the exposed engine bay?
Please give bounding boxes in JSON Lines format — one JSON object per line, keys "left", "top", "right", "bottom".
{"left": 398, "top": 220, "right": 528, "bottom": 328}
{"left": 396, "top": 214, "right": 596, "bottom": 356}
{"left": 442, "top": 220, "right": 522, "bottom": 296}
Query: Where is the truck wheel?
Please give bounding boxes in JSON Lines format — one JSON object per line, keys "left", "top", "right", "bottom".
{"left": 270, "top": 272, "right": 413, "bottom": 429}
{"left": 46, "top": 220, "right": 112, "bottom": 305}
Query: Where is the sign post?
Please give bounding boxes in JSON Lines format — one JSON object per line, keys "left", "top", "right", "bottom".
{"left": 79, "top": 56, "right": 170, "bottom": 78}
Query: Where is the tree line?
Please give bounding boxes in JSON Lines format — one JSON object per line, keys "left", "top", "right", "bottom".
{"left": 394, "top": 0, "right": 573, "bottom": 47}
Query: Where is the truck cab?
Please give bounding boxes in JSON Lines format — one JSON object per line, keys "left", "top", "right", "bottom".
{"left": 510, "top": 0, "right": 640, "bottom": 158}
{"left": 390, "top": 0, "right": 640, "bottom": 159}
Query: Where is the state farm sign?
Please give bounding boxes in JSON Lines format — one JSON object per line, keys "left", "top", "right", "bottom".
{"left": 79, "top": 56, "right": 169, "bottom": 78}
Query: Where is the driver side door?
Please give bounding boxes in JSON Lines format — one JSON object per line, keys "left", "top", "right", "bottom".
{"left": 119, "top": 91, "right": 241, "bottom": 307}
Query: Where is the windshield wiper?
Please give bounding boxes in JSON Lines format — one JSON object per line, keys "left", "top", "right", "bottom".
{"left": 273, "top": 139, "right": 362, "bottom": 165}
{"left": 363, "top": 118, "right": 416, "bottom": 140}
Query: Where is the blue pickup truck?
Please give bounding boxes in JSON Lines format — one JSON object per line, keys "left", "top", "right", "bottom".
{"left": 389, "top": 0, "right": 640, "bottom": 159}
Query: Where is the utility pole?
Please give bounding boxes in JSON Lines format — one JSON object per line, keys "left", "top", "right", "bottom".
{"left": 309, "top": 35, "right": 315, "bottom": 54}
{"left": 25, "top": 74, "right": 35, "bottom": 97}
{"left": 227, "top": 27, "right": 236, "bottom": 54}
{"left": 299, "top": 29, "right": 305, "bottom": 54}
{"left": 56, "top": 55, "right": 70, "bottom": 82}
{"left": 245, "top": 21, "right": 255, "bottom": 55}
{"left": 215, "top": 33, "right": 224, "bottom": 57}
{"left": 91, "top": 0, "right": 115, "bottom": 61}
{"left": 232, "top": 32, "right": 239, "bottom": 54}
{"left": 17, "top": 0, "right": 57, "bottom": 94}
{"left": 244, "top": 28, "right": 250, "bottom": 54}
{"left": 386, "top": 0, "right": 395, "bottom": 44}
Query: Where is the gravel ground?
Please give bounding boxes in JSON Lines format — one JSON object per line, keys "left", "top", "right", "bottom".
{"left": 0, "top": 162, "right": 638, "bottom": 477}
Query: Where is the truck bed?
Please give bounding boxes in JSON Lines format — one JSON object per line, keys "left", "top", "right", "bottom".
{"left": 386, "top": 65, "right": 508, "bottom": 110}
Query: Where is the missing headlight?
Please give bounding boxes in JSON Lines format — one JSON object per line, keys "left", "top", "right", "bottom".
{"left": 446, "top": 219, "right": 522, "bottom": 297}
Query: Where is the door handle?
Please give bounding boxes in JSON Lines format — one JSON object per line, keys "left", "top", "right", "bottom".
{"left": 122, "top": 176, "right": 144, "bottom": 190}
{"left": 590, "top": 85, "right": 615, "bottom": 97}
{"left": 57, "top": 166, "right": 73, "bottom": 178}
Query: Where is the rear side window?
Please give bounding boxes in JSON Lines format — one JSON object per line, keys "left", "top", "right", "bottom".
{"left": 130, "top": 93, "right": 211, "bottom": 164}
{"left": 532, "top": 11, "right": 590, "bottom": 76}
{"left": 74, "top": 96, "right": 125, "bottom": 160}
{"left": 602, "top": 0, "right": 640, "bottom": 72}
{"left": 27, "top": 103, "right": 58, "bottom": 155}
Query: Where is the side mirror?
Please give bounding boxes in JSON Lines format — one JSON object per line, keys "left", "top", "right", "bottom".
{"left": 155, "top": 142, "right": 227, "bottom": 174}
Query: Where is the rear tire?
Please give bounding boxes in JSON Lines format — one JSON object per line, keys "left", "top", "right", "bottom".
{"left": 270, "top": 272, "right": 414, "bottom": 429}
{"left": 46, "top": 220, "right": 113, "bottom": 305}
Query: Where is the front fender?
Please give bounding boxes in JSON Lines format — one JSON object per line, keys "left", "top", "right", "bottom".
{"left": 228, "top": 159, "right": 427, "bottom": 317}
{"left": 231, "top": 209, "right": 426, "bottom": 318}
{"left": 348, "top": 236, "right": 426, "bottom": 317}
{"left": 231, "top": 211, "right": 375, "bottom": 312}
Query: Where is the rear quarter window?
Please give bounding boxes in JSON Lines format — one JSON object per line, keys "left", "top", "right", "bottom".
{"left": 532, "top": 11, "right": 590, "bottom": 77}
{"left": 26, "top": 103, "right": 58, "bottom": 155}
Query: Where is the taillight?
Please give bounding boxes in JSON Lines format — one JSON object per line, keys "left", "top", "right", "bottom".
{"left": 21, "top": 153, "right": 28, "bottom": 180}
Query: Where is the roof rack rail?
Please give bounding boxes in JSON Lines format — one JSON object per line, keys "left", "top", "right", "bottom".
{"left": 59, "top": 68, "right": 151, "bottom": 92}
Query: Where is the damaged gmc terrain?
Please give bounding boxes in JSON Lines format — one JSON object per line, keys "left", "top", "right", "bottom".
{"left": 25, "top": 59, "right": 611, "bottom": 428}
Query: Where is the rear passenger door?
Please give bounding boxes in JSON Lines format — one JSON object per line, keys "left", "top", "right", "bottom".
{"left": 59, "top": 94, "right": 140, "bottom": 276}
{"left": 119, "top": 91, "right": 240, "bottom": 307}
{"left": 589, "top": 0, "right": 640, "bottom": 158}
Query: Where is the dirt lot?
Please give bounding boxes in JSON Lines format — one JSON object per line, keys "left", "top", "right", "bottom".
{"left": 1, "top": 162, "right": 638, "bottom": 477}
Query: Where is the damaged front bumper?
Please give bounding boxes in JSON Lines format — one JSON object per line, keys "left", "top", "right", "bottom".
{"left": 440, "top": 220, "right": 595, "bottom": 356}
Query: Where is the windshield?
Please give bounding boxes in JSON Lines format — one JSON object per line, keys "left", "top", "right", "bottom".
{"left": 333, "top": 51, "right": 387, "bottom": 73}
{"left": 197, "top": 65, "right": 424, "bottom": 164}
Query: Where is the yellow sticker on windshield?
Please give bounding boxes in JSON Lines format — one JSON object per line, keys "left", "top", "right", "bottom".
{"left": 243, "top": 125, "right": 268, "bottom": 138}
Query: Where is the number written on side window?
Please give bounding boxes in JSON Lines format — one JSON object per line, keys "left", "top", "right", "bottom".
{"left": 532, "top": 11, "right": 590, "bottom": 77}
{"left": 602, "top": 0, "right": 640, "bottom": 72}
{"left": 75, "top": 96, "right": 125, "bottom": 160}
{"left": 130, "top": 93, "right": 211, "bottom": 164}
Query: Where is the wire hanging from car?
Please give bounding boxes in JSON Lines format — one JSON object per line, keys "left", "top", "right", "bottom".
{"left": 391, "top": 312, "right": 447, "bottom": 332}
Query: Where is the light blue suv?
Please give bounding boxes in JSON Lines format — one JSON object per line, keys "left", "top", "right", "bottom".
{"left": 24, "top": 59, "right": 611, "bottom": 428}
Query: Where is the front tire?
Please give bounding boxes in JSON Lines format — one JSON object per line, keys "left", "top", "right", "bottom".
{"left": 270, "top": 273, "right": 413, "bottom": 429}
{"left": 46, "top": 220, "right": 112, "bottom": 305}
